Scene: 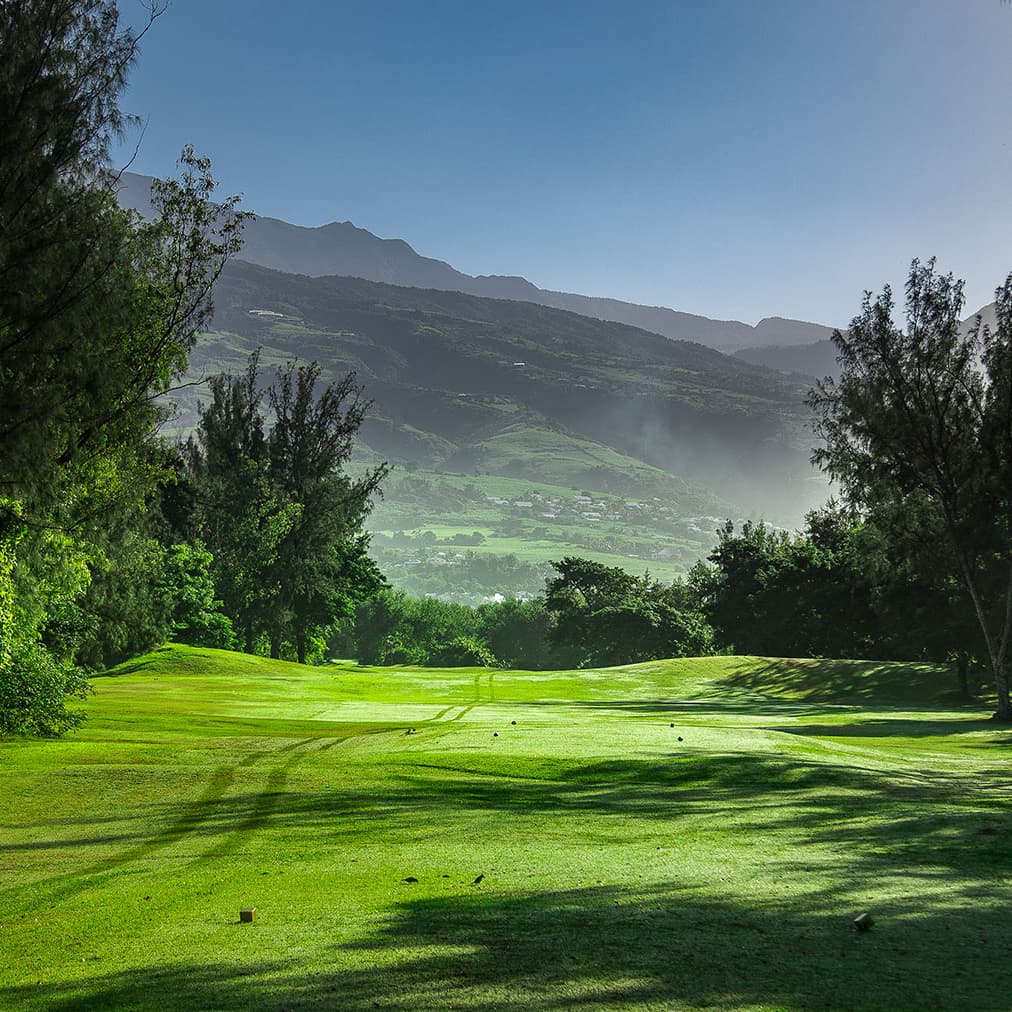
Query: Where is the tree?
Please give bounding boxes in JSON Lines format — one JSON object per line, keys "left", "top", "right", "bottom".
{"left": 0, "top": 1, "right": 248, "bottom": 734}
{"left": 266, "top": 362, "right": 387, "bottom": 662}
{"left": 809, "top": 259, "right": 1012, "bottom": 719}
{"left": 189, "top": 356, "right": 387, "bottom": 662}
{"left": 694, "top": 505, "right": 882, "bottom": 659}
{"left": 1, "top": 1, "right": 246, "bottom": 511}
{"left": 545, "top": 557, "right": 714, "bottom": 668}
{"left": 478, "top": 597, "right": 554, "bottom": 670}
{"left": 186, "top": 353, "right": 299, "bottom": 653}
{"left": 859, "top": 493, "right": 984, "bottom": 696}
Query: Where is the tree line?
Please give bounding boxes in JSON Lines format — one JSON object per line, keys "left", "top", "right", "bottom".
{"left": 335, "top": 262, "right": 1012, "bottom": 719}
{"left": 0, "top": 2, "right": 385, "bottom": 733}
{"left": 6, "top": 2, "right": 1012, "bottom": 736}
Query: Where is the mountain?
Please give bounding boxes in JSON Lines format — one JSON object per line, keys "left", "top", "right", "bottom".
{"left": 732, "top": 301, "right": 999, "bottom": 383}
{"left": 118, "top": 171, "right": 835, "bottom": 352}
{"left": 964, "top": 302, "right": 997, "bottom": 333}
{"left": 176, "top": 259, "right": 825, "bottom": 525}
{"left": 734, "top": 340, "right": 840, "bottom": 381}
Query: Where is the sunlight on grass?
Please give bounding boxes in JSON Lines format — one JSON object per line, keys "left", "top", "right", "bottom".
{"left": 1, "top": 645, "right": 1009, "bottom": 1010}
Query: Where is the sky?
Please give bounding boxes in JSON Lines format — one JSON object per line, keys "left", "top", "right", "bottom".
{"left": 115, "top": 0, "right": 1012, "bottom": 327}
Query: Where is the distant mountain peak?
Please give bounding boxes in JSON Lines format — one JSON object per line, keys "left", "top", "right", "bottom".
{"left": 118, "top": 170, "right": 834, "bottom": 351}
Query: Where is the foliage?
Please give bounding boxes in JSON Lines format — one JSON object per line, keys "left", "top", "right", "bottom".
{"left": 545, "top": 556, "right": 714, "bottom": 668}
{"left": 67, "top": 528, "right": 172, "bottom": 670}
{"left": 339, "top": 558, "right": 718, "bottom": 671}
{"left": 695, "top": 500, "right": 985, "bottom": 698}
{"left": 335, "top": 591, "right": 483, "bottom": 666}
{"left": 0, "top": 640, "right": 90, "bottom": 737}
{"left": 694, "top": 504, "right": 879, "bottom": 659}
{"left": 809, "top": 260, "right": 1012, "bottom": 718}
{"left": 162, "top": 542, "right": 236, "bottom": 649}
{"left": 265, "top": 361, "right": 388, "bottom": 661}
{"left": 336, "top": 591, "right": 561, "bottom": 668}
{"left": 428, "top": 635, "right": 500, "bottom": 668}
{"left": 0, "top": 1, "right": 247, "bottom": 733}
{"left": 188, "top": 355, "right": 386, "bottom": 661}
{"left": 478, "top": 597, "right": 554, "bottom": 670}
{"left": 0, "top": 502, "right": 89, "bottom": 736}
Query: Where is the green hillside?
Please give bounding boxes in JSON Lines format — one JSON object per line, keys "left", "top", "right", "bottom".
{"left": 163, "top": 262, "right": 829, "bottom": 598}
{"left": 171, "top": 261, "right": 824, "bottom": 522}
{"left": 364, "top": 429, "right": 741, "bottom": 596}
{"left": 2, "top": 645, "right": 1009, "bottom": 1010}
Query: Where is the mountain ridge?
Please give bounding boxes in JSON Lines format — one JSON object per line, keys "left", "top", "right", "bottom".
{"left": 180, "top": 258, "right": 825, "bottom": 526}
{"left": 117, "top": 171, "right": 836, "bottom": 352}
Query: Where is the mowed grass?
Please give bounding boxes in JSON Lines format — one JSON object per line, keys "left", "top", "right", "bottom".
{"left": 2, "top": 647, "right": 1011, "bottom": 1010}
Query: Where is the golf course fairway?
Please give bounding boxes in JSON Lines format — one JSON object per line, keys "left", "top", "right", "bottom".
{"left": 1, "top": 645, "right": 1010, "bottom": 1010}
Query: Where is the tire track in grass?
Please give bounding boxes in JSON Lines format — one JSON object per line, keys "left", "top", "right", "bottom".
{"left": 7, "top": 765, "right": 244, "bottom": 909}
{"left": 9, "top": 721, "right": 453, "bottom": 911}
{"left": 193, "top": 726, "right": 405, "bottom": 859}
{"left": 9, "top": 737, "right": 326, "bottom": 907}
{"left": 433, "top": 705, "right": 475, "bottom": 723}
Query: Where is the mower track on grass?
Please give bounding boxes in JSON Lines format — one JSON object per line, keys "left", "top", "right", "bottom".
{"left": 9, "top": 729, "right": 385, "bottom": 905}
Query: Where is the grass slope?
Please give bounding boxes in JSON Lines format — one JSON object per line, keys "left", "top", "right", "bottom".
{"left": 2, "top": 646, "right": 1010, "bottom": 1010}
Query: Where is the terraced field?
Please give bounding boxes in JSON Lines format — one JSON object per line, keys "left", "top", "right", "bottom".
{"left": 2, "top": 647, "right": 1010, "bottom": 1010}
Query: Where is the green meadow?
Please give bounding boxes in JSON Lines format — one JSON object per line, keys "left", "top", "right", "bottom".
{"left": 2, "top": 646, "right": 1011, "bottom": 1010}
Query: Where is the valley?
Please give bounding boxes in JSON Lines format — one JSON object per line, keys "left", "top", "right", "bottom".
{"left": 164, "top": 261, "right": 829, "bottom": 598}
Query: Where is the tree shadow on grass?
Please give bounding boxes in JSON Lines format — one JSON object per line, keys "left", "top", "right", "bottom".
{"left": 716, "top": 656, "right": 963, "bottom": 707}
{"left": 5, "top": 881, "right": 1011, "bottom": 1010}
{"left": 554, "top": 697, "right": 830, "bottom": 717}
{"left": 11, "top": 750, "right": 1012, "bottom": 895}
{"left": 771, "top": 716, "right": 1005, "bottom": 739}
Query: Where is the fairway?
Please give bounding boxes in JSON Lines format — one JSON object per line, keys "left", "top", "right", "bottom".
{"left": 2, "top": 647, "right": 1011, "bottom": 1011}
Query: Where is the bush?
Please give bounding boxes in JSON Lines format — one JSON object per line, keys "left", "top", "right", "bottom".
{"left": 429, "top": 635, "right": 500, "bottom": 668}
{"left": 0, "top": 642, "right": 90, "bottom": 738}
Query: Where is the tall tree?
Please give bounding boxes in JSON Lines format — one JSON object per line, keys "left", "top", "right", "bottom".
{"left": 809, "top": 260, "right": 1012, "bottom": 719}
{"left": 187, "top": 354, "right": 298, "bottom": 653}
{"left": 1, "top": 1, "right": 246, "bottom": 512}
{"left": 0, "top": 0, "right": 247, "bottom": 734}
{"left": 266, "top": 362, "right": 387, "bottom": 663}
{"left": 189, "top": 357, "right": 387, "bottom": 662}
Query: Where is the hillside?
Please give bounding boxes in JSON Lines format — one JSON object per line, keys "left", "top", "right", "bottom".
{"left": 118, "top": 172, "right": 835, "bottom": 351}
{"left": 734, "top": 339, "right": 841, "bottom": 381}
{"left": 162, "top": 261, "right": 830, "bottom": 597}
{"left": 190, "top": 261, "right": 824, "bottom": 509}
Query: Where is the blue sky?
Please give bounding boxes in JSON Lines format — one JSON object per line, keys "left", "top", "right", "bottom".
{"left": 117, "top": 0, "right": 1012, "bottom": 326}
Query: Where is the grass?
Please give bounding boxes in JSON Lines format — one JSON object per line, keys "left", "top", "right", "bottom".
{"left": 365, "top": 456, "right": 734, "bottom": 598}
{"left": 2, "top": 645, "right": 1011, "bottom": 1010}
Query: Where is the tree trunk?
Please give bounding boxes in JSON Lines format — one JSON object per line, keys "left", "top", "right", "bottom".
{"left": 952, "top": 548, "right": 1012, "bottom": 720}
{"left": 244, "top": 622, "right": 254, "bottom": 655}
{"left": 270, "top": 628, "right": 282, "bottom": 660}
{"left": 956, "top": 651, "right": 970, "bottom": 701}
{"left": 296, "top": 627, "right": 307, "bottom": 665}
{"left": 992, "top": 658, "right": 1012, "bottom": 721}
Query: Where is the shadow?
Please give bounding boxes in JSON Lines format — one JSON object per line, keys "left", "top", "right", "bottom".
{"left": 717, "top": 656, "right": 966, "bottom": 707}
{"left": 772, "top": 716, "right": 1005, "bottom": 739}
{"left": 558, "top": 697, "right": 832, "bottom": 717}
{"left": 5, "top": 882, "right": 1011, "bottom": 1009}
{"left": 11, "top": 750, "right": 1012, "bottom": 889}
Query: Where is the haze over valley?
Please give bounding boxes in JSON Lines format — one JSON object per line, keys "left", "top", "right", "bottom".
{"left": 118, "top": 175, "right": 840, "bottom": 599}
